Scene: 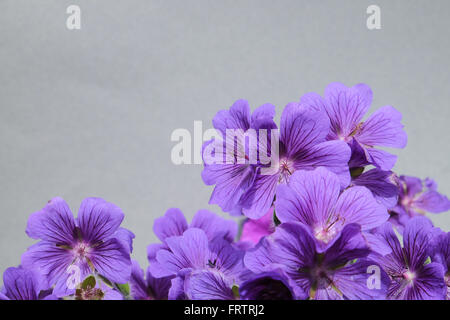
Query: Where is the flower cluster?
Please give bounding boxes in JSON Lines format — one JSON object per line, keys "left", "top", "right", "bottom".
{"left": 1, "top": 83, "right": 449, "bottom": 300}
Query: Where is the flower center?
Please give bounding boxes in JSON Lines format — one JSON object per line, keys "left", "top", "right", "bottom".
{"left": 314, "top": 225, "right": 338, "bottom": 244}
{"left": 402, "top": 270, "right": 416, "bottom": 282}
{"left": 278, "top": 158, "right": 294, "bottom": 183}
{"left": 73, "top": 242, "right": 91, "bottom": 260}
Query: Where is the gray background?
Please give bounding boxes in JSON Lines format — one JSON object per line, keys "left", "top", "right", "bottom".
{"left": 1, "top": 0, "right": 449, "bottom": 278}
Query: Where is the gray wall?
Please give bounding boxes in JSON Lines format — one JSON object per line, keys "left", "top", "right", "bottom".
{"left": 1, "top": 0, "right": 449, "bottom": 278}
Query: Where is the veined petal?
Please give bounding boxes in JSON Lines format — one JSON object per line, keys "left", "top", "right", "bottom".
{"left": 333, "top": 186, "right": 389, "bottom": 231}
{"left": 413, "top": 190, "right": 450, "bottom": 213}
{"left": 402, "top": 217, "right": 433, "bottom": 270}
{"left": 113, "top": 228, "right": 135, "bottom": 253}
{"left": 146, "top": 267, "right": 172, "bottom": 300}
{"left": 190, "top": 209, "right": 237, "bottom": 242}
{"left": 244, "top": 237, "right": 278, "bottom": 274}
{"left": 157, "top": 228, "right": 209, "bottom": 274}
{"left": 77, "top": 198, "right": 124, "bottom": 244}
{"left": 280, "top": 102, "right": 329, "bottom": 158}
{"left": 352, "top": 168, "right": 399, "bottom": 209}
{"left": 153, "top": 208, "right": 188, "bottom": 242}
{"left": 276, "top": 167, "right": 340, "bottom": 227}
{"left": 89, "top": 238, "right": 131, "bottom": 284}
{"left": 2, "top": 267, "right": 39, "bottom": 300}
{"left": 21, "top": 241, "right": 76, "bottom": 291}
{"left": 292, "top": 140, "right": 351, "bottom": 188}
{"left": 129, "top": 260, "right": 148, "bottom": 300}
{"left": 213, "top": 99, "right": 251, "bottom": 135}
{"left": 323, "top": 224, "right": 371, "bottom": 268}
{"left": 26, "top": 197, "right": 76, "bottom": 245}
{"left": 299, "top": 92, "right": 327, "bottom": 112}
{"left": 184, "top": 270, "right": 234, "bottom": 300}
{"left": 204, "top": 163, "right": 256, "bottom": 212}
{"left": 362, "top": 147, "right": 398, "bottom": 171}
{"left": 240, "top": 172, "right": 278, "bottom": 219}
{"left": 250, "top": 103, "right": 277, "bottom": 130}
{"left": 324, "top": 83, "right": 372, "bottom": 139}
{"left": 332, "top": 259, "right": 390, "bottom": 300}
{"left": 356, "top": 106, "right": 407, "bottom": 149}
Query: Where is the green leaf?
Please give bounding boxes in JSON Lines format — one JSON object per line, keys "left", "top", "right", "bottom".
{"left": 81, "top": 275, "right": 96, "bottom": 290}
{"left": 273, "top": 209, "right": 281, "bottom": 226}
{"left": 350, "top": 167, "right": 365, "bottom": 179}
{"left": 115, "top": 283, "right": 130, "bottom": 297}
{"left": 232, "top": 285, "right": 240, "bottom": 299}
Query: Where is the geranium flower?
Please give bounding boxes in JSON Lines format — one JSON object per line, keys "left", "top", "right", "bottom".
{"left": 377, "top": 217, "right": 446, "bottom": 300}
{"left": 244, "top": 223, "right": 389, "bottom": 299}
{"left": 150, "top": 228, "right": 245, "bottom": 300}
{"left": 301, "top": 83, "right": 407, "bottom": 170}
{"left": 275, "top": 167, "right": 389, "bottom": 253}
{"left": 21, "top": 197, "right": 134, "bottom": 297}
{"left": 147, "top": 208, "right": 238, "bottom": 278}
{"left": 391, "top": 175, "right": 450, "bottom": 228}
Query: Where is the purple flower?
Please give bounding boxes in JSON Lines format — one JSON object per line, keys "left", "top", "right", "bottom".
{"left": 429, "top": 230, "right": 450, "bottom": 299}
{"left": 351, "top": 168, "right": 399, "bottom": 209}
{"left": 276, "top": 167, "right": 389, "bottom": 253}
{"left": 202, "top": 99, "right": 351, "bottom": 219}
{"left": 238, "top": 102, "right": 351, "bottom": 219}
{"left": 391, "top": 175, "right": 450, "bottom": 228}
{"left": 301, "top": 83, "right": 407, "bottom": 170}
{"left": 0, "top": 267, "right": 56, "bottom": 300}
{"left": 202, "top": 99, "right": 277, "bottom": 215}
{"left": 245, "top": 222, "right": 389, "bottom": 300}
{"left": 377, "top": 217, "right": 446, "bottom": 300}
{"left": 21, "top": 197, "right": 134, "bottom": 297}
{"left": 129, "top": 260, "right": 172, "bottom": 300}
{"left": 239, "top": 271, "right": 296, "bottom": 300}
{"left": 150, "top": 228, "right": 245, "bottom": 300}
{"left": 147, "top": 208, "right": 238, "bottom": 277}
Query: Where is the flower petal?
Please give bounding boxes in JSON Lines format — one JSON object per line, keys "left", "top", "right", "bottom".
{"left": 362, "top": 147, "right": 398, "bottom": 171}
{"left": 402, "top": 216, "right": 434, "bottom": 269}
{"left": 292, "top": 140, "right": 351, "bottom": 188}
{"left": 184, "top": 270, "right": 234, "bottom": 300}
{"left": 203, "top": 163, "right": 256, "bottom": 213}
{"left": 240, "top": 207, "right": 275, "bottom": 245}
{"left": 113, "top": 228, "right": 135, "bottom": 253}
{"left": 157, "top": 228, "right": 209, "bottom": 275}
{"left": 324, "top": 83, "right": 372, "bottom": 139}
{"left": 332, "top": 259, "right": 390, "bottom": 300}
{"left": 2, "top": 267, "right": 39, "bottom": 300}
{"left": 250, "top": 103, "right": 277, "bottom": 130}
{"left": 333, "top": 186, "right": 389, "bottom": 231}
{"left": 352, "top": 168, "right": 399, "bottom": 209}
{"left": 77, "top": 198, "right": 124, "bottom": 244}
{"left": 212, "top": 99, "right": 251, "bottom": 135}
{"left": 356, "top": 106, "right": 407, "bottom": 149}
{"left": 413, "top": 190, "right": 450, "bottom": 213}
{"left": 26, "top": 197, "right": 76, "bottom": 245}
{"left": 153, "top": 208, "right": 188, "bottom": 242}
{"left": 276, "top": 167, "right": 340, "bottom": 226}
{"left": 280, "top": 102, "right": 329, "bottom": 158}
{"left": 21, "top": 242, "right": 76, "bottom": 291}
{"left": 240, "top": 172, "right": 279, "bottom": 219}
{"left": 89, "top": 238, "right": 131, "bottom": 284}
{"left": 299, "top": 92, "right": 327, "bottom": 112}
{"left": 190, "top": 209, "right": 237, "bottom": 242}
